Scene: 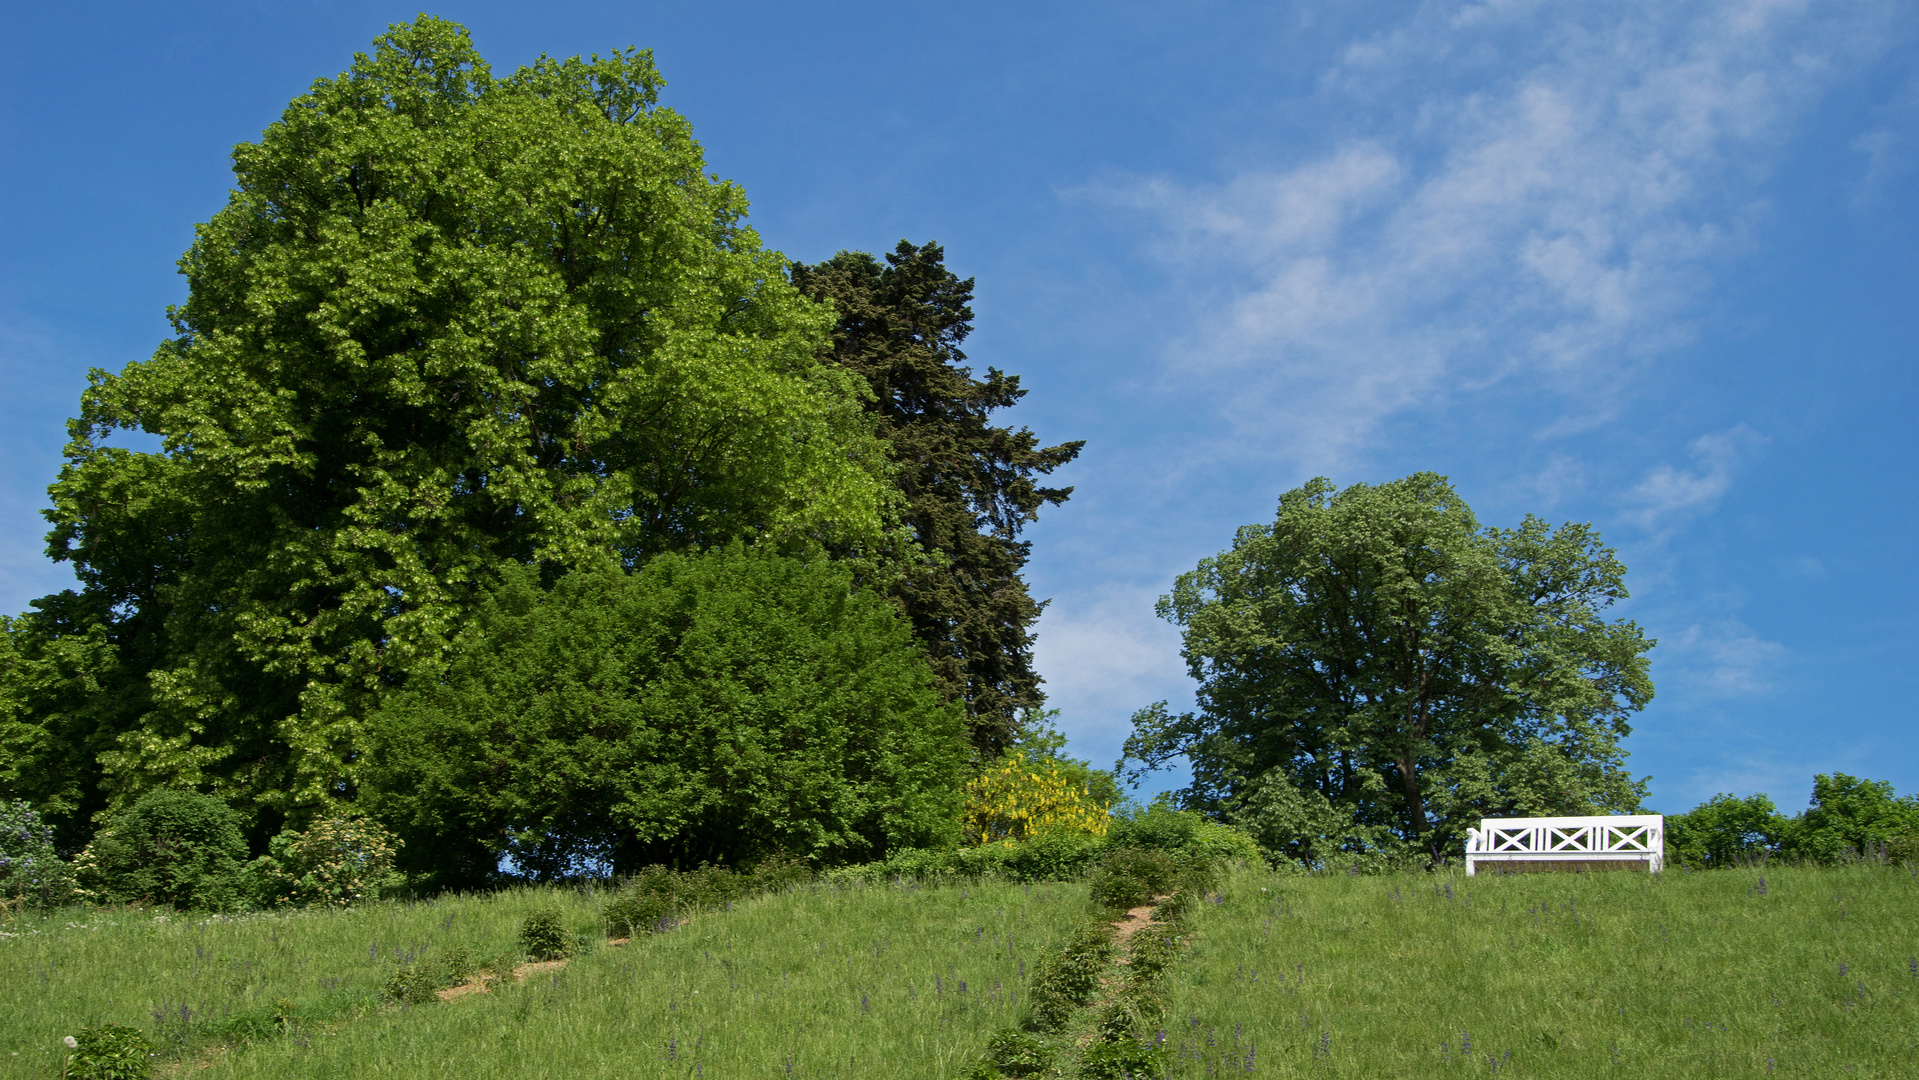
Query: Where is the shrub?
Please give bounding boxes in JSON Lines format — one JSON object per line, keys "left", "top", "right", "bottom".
{"left": 384, "top": 962, "right": 444, "bottom": 1006}
{"left": 602, "top": 860, "right": 807, "bottom": 938}
{"left": 75, "top": 789, "right": 250, "bottom": 910}
{"left": 0, "top": 800, "right": 77, "bottom": 909}
{"left": 1089, "top": 847, "right": 1179, "bottom": 911}
{"left": 1125, "top": 925, "right": 1181, "bottom": 982}
{"left": 520, "top": 907, "right": 572, "bottom": 961}
{"left": 1028, "top": 924, "right": 1114, "bottom": 1031}
{"left": 65, "top": 1023, "right": 154, "bottom": 1080}
{"left": 1078, "top": 1034, "right": 1166, "bottom": 1079}
{"left": 1665, "top": 793, "right": 1789, "bottom": 868}
{"left": 964, "top": 752, "right": 1110, "bottom": 845}
{"left": 256, "top": 812, "right": 403, "bottom": 907}
{"left": 366, "top": 550, "right": 969, "bottom": 889}
{"left": 382, "top": 944, "right": 482, "bottom": 1004}
{"left": 1105, "top": 800, "right": 1258, "bottom": 865}
{"left": 1783, "top": 774, "right": 1919, "bottom": 864}
{"left": 971, "top": 1028, "right": 1054, "bottom": 1078}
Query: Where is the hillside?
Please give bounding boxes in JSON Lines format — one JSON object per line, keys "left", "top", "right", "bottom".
{"left": 1163, "top": 862, "right": 1918, "bottom": 1077}
{"left": 5, "top": 862, "right": 1915, "bottom": 1078}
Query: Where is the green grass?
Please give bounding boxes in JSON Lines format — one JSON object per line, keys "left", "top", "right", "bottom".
{"left": 8, "top": 863, "right": 1915, "bottom": 1078}
{"left": 1163, "top": 862, "right": 1919, "bottom": 1077}
{"left": 1, "top": 878, "right": 1089, "bottom": 1079}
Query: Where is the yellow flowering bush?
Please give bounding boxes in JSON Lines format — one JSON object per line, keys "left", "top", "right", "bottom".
{"left": 963, "top": 753, "right": 1111, "bottom": 846}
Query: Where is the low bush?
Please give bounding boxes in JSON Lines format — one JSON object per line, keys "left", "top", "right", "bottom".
{"left": 255, "top": 812, "right": 403, "bottom": 908}
{"left": 1077, "top": 1033, "right": 1166, "bottom": 1079}
{"left": 382, "top": 945, "right": 483, "bottom": 1005}
{"left": 0, "top": 800, "right": 77, "bottom": 909}
{"left": 602, "top": 857, "right": 815, "bottom": 938}
{"left": 969, "top": 1028, "right": 1054, "bottom": 1078}
{"left": 1027, "top": 923, "right": 1114, "bottom": 1032}
{"left": 64, "top": 1023, "right": 155, "bottom": 1080}
{"left": 1088, "top": 847, "right": 1180, "bottom": 911}
{"left": 74, "top": 789, "right": 250, "bottom": 910}
{"left": 1105, "top": 800, "right": 1259, "bottom": 866}
{"left": 1665, "top": 774, "right": 1919, "bottom": 868}
{"left": 520, "top": 907, "right": 572, "bottom": 961}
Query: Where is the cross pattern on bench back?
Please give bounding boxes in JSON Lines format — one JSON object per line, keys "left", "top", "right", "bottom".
{"left": 1465, "top": 815, "right": 1664, "bottom": 875}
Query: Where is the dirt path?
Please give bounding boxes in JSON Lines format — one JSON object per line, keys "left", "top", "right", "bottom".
{"left": 434, "top": 954, "right": 581, "bottom": 1000}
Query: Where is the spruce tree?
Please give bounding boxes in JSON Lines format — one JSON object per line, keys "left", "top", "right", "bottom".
{"left": 792, "top": 242, "right": 1083, "bottom": 755}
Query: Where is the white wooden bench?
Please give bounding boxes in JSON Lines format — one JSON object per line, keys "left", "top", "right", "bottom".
{"left": 1464, "top": 815, "right": 1664, "bottom": 876}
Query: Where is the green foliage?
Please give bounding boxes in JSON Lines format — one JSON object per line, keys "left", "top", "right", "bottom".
{"left": 382, "top": 944, "right": 479, "bottom": 1004}
{"left": 1666, "top": 792, "right": 1790, "bottom": 867}
{"left": 600, "top": 859, "right": 812, "bottom": 938}
{"left": 1786, "top": 772, "right": 1919, "bottom": 863}
{"left": 1089, "top": 848, "right": 1181, "bottom": 911}
{"left": 255, "top": 812, "right": 403, "bottom": 907}
{"left": 519, "top": 907, "right": 572, "bottom": 961}
{"left": 1078, "top": 1032, "right": 1168, "bottom": 1079}
{"left": 74, "top": 789, "right": 249, "bottom": 910}
{"left": 792, "top": 244, "right": 1083, "bottom": 755}
{"left": 1027, "top": 924, "right": 1115, "bottom": 1032}
{"left": 1665, "top": 775, "right": 1919, "bottom": 868}
{"left": 1126, "top": 473, "right": 1653, "bottom": 864}
{"left": 1009, "top": 708, "right": 1125, "bottom": 809}
{"left": 0, "top": 599, "right": 143, "bottom": 853}
{"left": 366, "top": 548, "right": 967, "bottom": 886}
{"left": 859, "top": 829, "right": 1109, "bottom": 885}
{"left": 974, "top": 1028, "right": 1054, "bottom": 1078}
{"left": 381, "top": 961, "right": 445, "bottom": 1006}
{"left": 1104, "top": 800, "right": 1259, "bottom": 866}
{"left": 65, "top": 1023, "right": 154, "bottom": 1080}
{"left": 35, "top": 16, "right": 893, "bottom": 819}
{"left": 0, "top": 799, "right": 77, "bottom": 908}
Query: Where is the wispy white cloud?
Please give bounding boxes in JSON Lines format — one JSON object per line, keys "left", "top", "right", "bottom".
{"left": 1622, "top": 423, "right": 1767, "bottom": 529}
{"left": 1032, "top": 585, "right": 1189, "bottom": 758}
{"left": 1664, "top": 617, "right": 1789, "bottom": 697}
{"left": 1095, "top": 0, "right": 1894, "bottom": 472}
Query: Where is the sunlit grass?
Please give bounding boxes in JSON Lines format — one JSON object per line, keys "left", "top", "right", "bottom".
{"left": 1164, "top": 862, "right": 1919, "bottom": 1077}
{"left": 1, "top": 878, "right": 1091, "bottom": 1079}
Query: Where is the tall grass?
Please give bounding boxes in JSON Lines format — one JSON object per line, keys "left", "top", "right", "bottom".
{"left": 1164, "top": 862, "right": 1919, "bottom": 1077}
{"left": 1, "top": 878, "right": 1090, "bottom": 1079}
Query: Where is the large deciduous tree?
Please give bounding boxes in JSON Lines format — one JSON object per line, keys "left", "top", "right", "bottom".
{"left": 363, "top": 546, "right": 968, "bottom": 887}
{"left": 791, "top": 243, "right": 1083, "bottom": 755}
{"left": 1122, "top": 473, "right": 1654, "bottom": 864}
{"left": 13, "top": 17, "right": 893, "bottom": 829}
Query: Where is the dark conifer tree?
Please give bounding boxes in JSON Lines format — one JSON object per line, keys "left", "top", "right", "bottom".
{"left": 791, "top": 242, "right": 1084, "bottom": 756}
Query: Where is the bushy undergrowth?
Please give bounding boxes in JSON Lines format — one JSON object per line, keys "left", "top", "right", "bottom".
{"left": 1, "top": 800, "right": 76, "bottom": 909}
{"left": 255, "top": 813, "right": 403, "bottom": 909}
{"left": 72, "top": 789, "right": 252, "bottom": 911}
{"left": 64, "top": 1022, "right": 155, "bottom": 1080}
{"left": 601, "top": 856, "right": 812, "bottom": 938}
{"left": 1667, "top": 773, "right": 1919, "bottom": 868}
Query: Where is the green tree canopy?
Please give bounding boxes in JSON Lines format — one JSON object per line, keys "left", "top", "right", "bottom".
{"left": 791, "top": 242, "right": 1083, "bottom": 754}
{"left": 19, "top": 18, "right": 893, "bottom": 827}
{"left": 1123, "top": 473, "right": 1654, "bottom": 864}
{"left": 363, "top": 546, "right": 967, "bottom": 888}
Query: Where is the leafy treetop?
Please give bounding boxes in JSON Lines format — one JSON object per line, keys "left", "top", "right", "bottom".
{"left": 33, "top": 17, "right": 892, "bottom": 821}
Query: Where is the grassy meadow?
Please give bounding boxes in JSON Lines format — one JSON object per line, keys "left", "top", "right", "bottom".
{"left": 2, "top": 878, "right": 1090, "bottom": 1079}
{"left": 1164, "top": 862, "right": 1919, "bottom": 1078}
{"left": 5, "top": 862, "right": 1916, "bottom": 1078}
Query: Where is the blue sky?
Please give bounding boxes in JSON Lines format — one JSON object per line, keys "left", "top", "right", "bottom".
{"left": 2, "top": 1, "right": 1913, "bottom": 815}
